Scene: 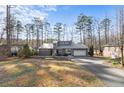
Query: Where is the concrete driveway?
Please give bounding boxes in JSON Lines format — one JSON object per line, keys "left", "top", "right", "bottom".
{"left": 72, "top": 57, "right": 124, "bottom": 87}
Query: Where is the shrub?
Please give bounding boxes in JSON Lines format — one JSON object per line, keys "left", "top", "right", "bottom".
{"left": 30, "top": 49, "right": 38, "bottom": 56}
{"left": 0, "top": 45, "right": 11, "bottom": 56}
{"left": 17, "top": 47, "right": 23, "bottom": 58}
{"left": 112, "top": 60, "right": 118, "bottom": 65}
{"left": 112, "top": 59, "right": 120, "bottom": 65}
{"left": 18, "top": 44, "right": 32, "bottom": 58}
{"left": 89, "top": 45, "right": 94, "bottom": 57}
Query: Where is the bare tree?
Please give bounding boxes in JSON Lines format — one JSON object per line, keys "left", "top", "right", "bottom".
{"left": 33, "top": 17, "right": 42, "bottom": 49}
{"left": 25, "top": 24, "right": 30, "bottom": 44}
{"left": 54, "top": 23, "right": 63, "bottom": 41}
{"left": 0, "top": 28, "right": 5, "bottom": 44}
{"left": 94, "top": 19, "right": 102, "bottom": 53}
{"left": 16, "top": 20, "right": 23, "bottom": 44}
{"left": 30, "top": 24, "right": 35, "bottom": 47}
{"left": 118, "top": 9, "right": 124, "bottom": 66}
{"left": 43, "top": 20, "right": 50, "bottom": 43}
{"left": 116, "top": 9, "right": 120, "bottom": 45}
{"left": 100, "top": 18, "right": 111, "bottom": 44}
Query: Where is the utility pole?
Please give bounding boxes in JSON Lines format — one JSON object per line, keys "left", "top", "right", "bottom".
{"left": 6, "top": 5, "right": 11, "bottom": 56}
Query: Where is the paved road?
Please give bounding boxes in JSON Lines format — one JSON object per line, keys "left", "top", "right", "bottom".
{"left": 72, "top": 57, "right": 124, "bottom": 87}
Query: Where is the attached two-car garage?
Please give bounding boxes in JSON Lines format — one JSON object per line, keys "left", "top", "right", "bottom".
{"left": 39, "top": 49, "right": 52, "bottom": 56}
{"left": 73, "top": 49, "right": 87, "bottom": 56}
{"left": 55, "top": 42, "right": 88, "bottom": 56}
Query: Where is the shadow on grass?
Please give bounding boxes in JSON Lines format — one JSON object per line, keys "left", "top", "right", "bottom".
{"left": 0, "top": 57, "right": 104, "bottom": 87}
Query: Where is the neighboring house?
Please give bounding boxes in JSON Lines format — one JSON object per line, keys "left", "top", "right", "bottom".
{"left": 103, "top": 45, "right": 122, "bottom": 58}
{"left": 11, "top": 45, "right": 26, "bottom": 56}
{"left": 0, "top": 44, "right": 24, "bottom": 56}
{"left": 54, "top": 41, "right": 88, "bottom": 56}
{"left": 0, "top": 45, "right": 9, "bottom": 56}
{"left": 39, "top": 43, "right": 53, "bottom": 56}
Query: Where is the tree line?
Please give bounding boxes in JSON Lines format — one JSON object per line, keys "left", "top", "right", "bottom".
{"left": 0, "top": 6, "right": 124, "bottom": 55}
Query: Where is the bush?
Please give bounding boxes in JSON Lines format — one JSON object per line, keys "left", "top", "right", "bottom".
{"left": 89, "top": 45, "right": 94, "bottom": 57}
{"left": 0, "top": 45, "right": 11, "bottom": 56}
{"left": 112, "top": 59, "right": 120, "bottom": 65}
{"left": 18, "top": 44, "right": 32, "bottom": 58}
{"left": 30, "top": 49, "right": 38, "bottom": 56}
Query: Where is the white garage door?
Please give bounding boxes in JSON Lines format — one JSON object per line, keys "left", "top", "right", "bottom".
{"left": 74, "top": 50, "right": 86, "bottom": 56}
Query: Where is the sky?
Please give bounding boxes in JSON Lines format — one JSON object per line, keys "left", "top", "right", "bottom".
{"left": 47, "top": 5, "right": 117, "bottom": 26}
{"left": 0, "top": 5, "right": 119, "bottom": 26}
{"left": 0, "top": 5, "right": 123, "bottom": 42}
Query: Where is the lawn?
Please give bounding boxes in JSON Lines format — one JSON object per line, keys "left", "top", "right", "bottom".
{"left": 102, "top": 57, "right": 124, "bottom": 70}
{"left": 0, "top": 57, "right": 104, "bottom": 87}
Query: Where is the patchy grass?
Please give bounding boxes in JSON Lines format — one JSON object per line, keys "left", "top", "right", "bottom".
{"left": 102, "top": 57, "right": 124, "bottom": 70}
{"left": 0, "top": 57, "right": 104, "bottom": 87}
{"left": 96, "top": 56, "right": 124, "bottom": 70}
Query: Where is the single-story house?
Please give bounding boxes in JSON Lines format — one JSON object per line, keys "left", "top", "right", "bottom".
{"left": 103, "top": 44, "right": 122, "bottom": 58}
{"left": 38, "top": 41, "right": 88, "bottom": 57}
{"left": 54, "top": 41, "right": 88, "bottom": 56}
{"left": 39, "top": 43, "right": 53, "bottom": 56}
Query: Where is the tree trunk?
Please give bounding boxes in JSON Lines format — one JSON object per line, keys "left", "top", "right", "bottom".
{"left": 58, "top": 31, "right": 60, "bottom": 41}
{"left": 83, "top": 30, "right": 85, "bottom": 44}
{"left": 80, "top": 29, "right": 82, "bottom": 44}
{"left": 98, "top": 26, "right": 101, "bottom": 52}
{"left": 40, "top": 25, "right": 43, "bottom": 45}
{"left": 36, "top": 26, "right": 39, "bottom": 49}
{"left": 105, "top": 24, "right": 108, "bottom": 44}
{"left": 121, "top": 25, "right": 124, "bottom": 66}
